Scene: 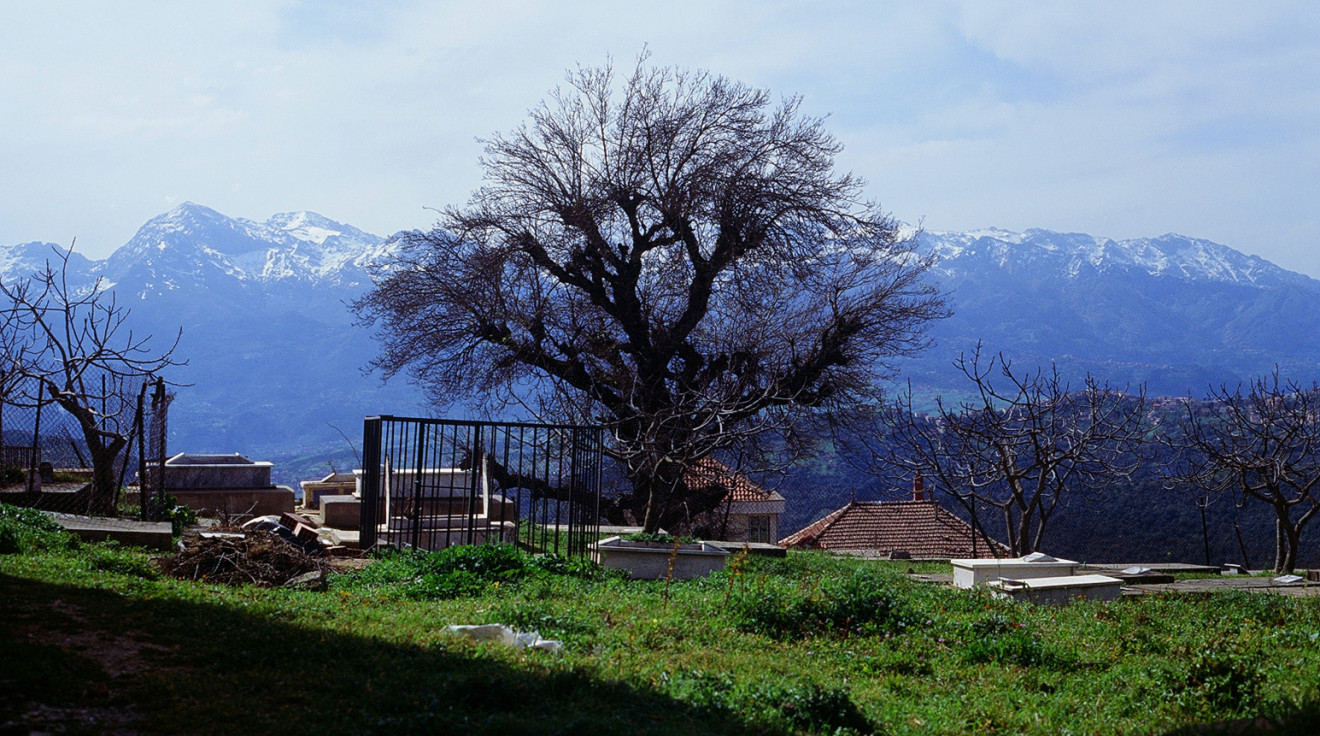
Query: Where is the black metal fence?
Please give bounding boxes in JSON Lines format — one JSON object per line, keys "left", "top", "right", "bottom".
{"left": 359, "top": 416, "right": 603, "bottom": 559}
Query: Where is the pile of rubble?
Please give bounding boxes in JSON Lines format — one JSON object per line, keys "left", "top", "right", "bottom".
{"left": 157, "top": 512, "right": 360, "bottom": 589}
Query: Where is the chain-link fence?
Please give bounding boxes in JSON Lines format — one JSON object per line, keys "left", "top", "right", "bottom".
{"left": 0, "top": 375, "right": 171, "bottom": 523}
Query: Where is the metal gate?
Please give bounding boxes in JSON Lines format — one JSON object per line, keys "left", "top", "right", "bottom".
{"left": 359, "top": 416, "right": 602, "bottom": 558}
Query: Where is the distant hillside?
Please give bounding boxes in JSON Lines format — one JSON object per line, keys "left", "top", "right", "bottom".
{"left": 5, "top": 206, "right": 1320, "bottom": 496}
{"left": 904, "top": 228, "right": 1320, "bottom": 396}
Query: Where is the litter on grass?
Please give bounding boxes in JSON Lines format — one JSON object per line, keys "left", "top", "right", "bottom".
{"left": 445, "top": 624, "right": 563, "bottom": 653}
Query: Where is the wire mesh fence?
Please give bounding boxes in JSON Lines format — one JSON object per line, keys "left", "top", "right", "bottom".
{"left": 0, "top": 375, "right": 172, "bottom": 525}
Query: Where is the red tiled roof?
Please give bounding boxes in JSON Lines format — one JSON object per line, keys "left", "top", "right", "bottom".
{"left": 779, "top": 500, "right": 1008, "bottom": 558}
{"left": 683, "top": 457, "right": 784, "bottom": 503}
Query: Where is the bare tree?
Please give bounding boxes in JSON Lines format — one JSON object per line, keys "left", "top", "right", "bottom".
{"left": 0, "top": 300, "right": 39, "bottom": 457}
{"left": 867, "top": 347, "right": 1147, "bottom": 556}
{"left": 354, "top": 57, "right": 946, "bottom": 532}
{"left": 1163, "top": 371, "right": 1320, "bottom": 573}
{"left": 1, "top": 244, "right": 183, "bottom": 515}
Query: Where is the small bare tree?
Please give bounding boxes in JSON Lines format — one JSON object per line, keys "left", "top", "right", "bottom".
{"left": 868, "top": 347, "right": 1148, "bottom": 556}
{"left": 0, "top": 301, "right": 39, "bottom": 457}
{"left": 355, "top": 56, "right": 946, "bottom": 532}
{"left": 1163, "top": 371, "right": 1320, "bottom": 573}
{"left": 1, "top": 244, "right": 183, "bottom": 516}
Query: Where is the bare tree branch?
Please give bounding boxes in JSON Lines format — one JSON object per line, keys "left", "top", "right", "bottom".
{"left": 0, "top": 242, "right": 184, "bottom": 515}
{"left": 860, "top": 344, "right": 1148, "bottom": 556}
{"left": 354, "top": 56, "right": 947, "bottom": 532}
{"left": 1163, "top": 369, "right": 1320, "bottom": 573}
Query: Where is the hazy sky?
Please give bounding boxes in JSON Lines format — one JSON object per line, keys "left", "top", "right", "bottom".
{"left": 3, "top": 1, "right": 1318, "bottom": 275}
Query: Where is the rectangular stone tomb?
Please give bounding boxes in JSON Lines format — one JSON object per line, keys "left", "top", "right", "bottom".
{"left": 300, "top": 472, "right": 356, "bottom": 509}
{"left": 152, "top": 453, "right": 293, "bottom": 518}
{"left": 155, "top": 453, "right": 273, "bottom": 489}
{"left": 166, "top": 487, "right": 294, "bottom": 518}
{"left": 591, "top": 536, "right": 730, "bottom": 580}
{"left": 951, "top": 552, "right": 1079, "bottom": 589}
{"left": 987, "top": 574, "right": 1124, "bottom": 605}
{"left": 320, "top": 492, "right": 518, "bottom": 530}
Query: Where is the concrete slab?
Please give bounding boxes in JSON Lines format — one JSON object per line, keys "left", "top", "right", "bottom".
{"left": 1124, "top": 576, "right": 1320, "bottom": 597}
{"left": 952, "top": 553, "right": 1079, "bottom": 589}
{"left": 989, "top": 574, "right": 1124, "bottom": 605}
{"left": 591, "top": 536, "right": 730, "bottom": 580}
{"left": 328, "top": 528, "right": 361, "bottom": 548}
{"left": 153, "top": 453, "right": 273, "bottom": 488}
{"left": 320, "top": 495, "right": 360, "bottom": 529}
{"left": 44, "top": 512, "right": 174, "bottom": 551}
{"left": 1083, "top": 562, "right": 1219, "bottom": 576}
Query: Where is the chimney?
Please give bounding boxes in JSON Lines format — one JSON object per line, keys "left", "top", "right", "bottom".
{"left": 912, "top": 470, "right": 928, "bottom": 502}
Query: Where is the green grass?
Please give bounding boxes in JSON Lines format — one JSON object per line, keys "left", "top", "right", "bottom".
{"left": 2, "top": 515, "right": 1320, "bottom": 734}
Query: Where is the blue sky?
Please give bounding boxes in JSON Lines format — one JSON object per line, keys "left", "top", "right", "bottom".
{"left": 3, "top": 1, "right": 1318, "bottom": 275}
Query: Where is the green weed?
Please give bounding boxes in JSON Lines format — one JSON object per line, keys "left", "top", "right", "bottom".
{"left": 1163, "top": 636, "right": 1265, "bottom": 714}
{"left": 0, "top": 503, "right": 76, "bottom": 555}
{"left": 729, "top": 567, "right": 918, "bottom": 640}
{"left": 665, "top": 670, "right": 872, "bottom": 734}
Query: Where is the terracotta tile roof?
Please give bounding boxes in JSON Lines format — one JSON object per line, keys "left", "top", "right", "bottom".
{"left": 779, "top": 500, "right": 1008, "bottom": 558}
{"left": 683, "top": 457, "right": 784, "bottom": 503}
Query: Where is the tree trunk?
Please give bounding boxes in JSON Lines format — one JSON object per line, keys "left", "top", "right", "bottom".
{"left": 635, "top": 466, "right": 673, "bottom": 534}
{"left": 1275, "top": 517, "right": 1300, "bottom": 573}
{"left": 89, "top": 447, "right": 120, "bottom": 517}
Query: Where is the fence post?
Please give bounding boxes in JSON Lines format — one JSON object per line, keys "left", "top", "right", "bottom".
{"left": 28, "top": 390, "right": 43, "bottom": 496}
{"left": 359, "top": 417, "right": 383, "bottom": 550}
{"left": 137, "top": 382, "right": 149, "bottom": 520}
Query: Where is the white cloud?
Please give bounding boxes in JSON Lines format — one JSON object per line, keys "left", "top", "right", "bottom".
{"left": 1, "top": 1, "right": 1317, "bottom": 276}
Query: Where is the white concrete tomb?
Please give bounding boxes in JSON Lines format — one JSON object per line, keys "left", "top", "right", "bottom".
{"left": 951, "top": 552, "right": 1079, "bottom": 589}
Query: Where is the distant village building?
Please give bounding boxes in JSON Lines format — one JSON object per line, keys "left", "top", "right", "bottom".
{"left": 780, "top": 475, "right": 1008, "bottom": 558}
{"left": 686, "top": 458, "right": 786, "bottom": 544}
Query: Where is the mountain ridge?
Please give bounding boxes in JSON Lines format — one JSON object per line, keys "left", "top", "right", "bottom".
{"left": 2, "top": 205, "right": 1318, "bottom": 481}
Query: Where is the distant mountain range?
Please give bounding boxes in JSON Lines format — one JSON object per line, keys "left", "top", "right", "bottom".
{"left": 1, "top": 203, "right": 426, "bottom": 481}
{"left": 906, "top": 227, "right": 1320, "bottom": 396}
{"left": 4, "top": 203, "right": 1318, "bottom": 483}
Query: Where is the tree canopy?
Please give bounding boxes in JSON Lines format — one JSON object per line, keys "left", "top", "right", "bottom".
{"left": 355, "top": 58, "right": 946, "bottom": 531}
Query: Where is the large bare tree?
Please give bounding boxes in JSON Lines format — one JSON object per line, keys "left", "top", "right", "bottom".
{"left": 355, "top": 58, "right": 946, "bottom": 532}
{"left": 1, "top": 244, "right": 182, "bottom": 516}
{"left": 1163, "top": 371, "right": 1320, "bottom": 573}
{"left": 868, "top": 347, "right": 1148, "bottom": 556}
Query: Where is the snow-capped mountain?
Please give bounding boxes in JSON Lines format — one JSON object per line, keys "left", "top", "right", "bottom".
{"left": 908, "top": 228, "right": 1320, "bottom": 395}
{"left": 98, "top": 202, "right": 385, "bottom": 291}
{"left": 3, "top": 205, "right": 1319, "bottom": 479}
{"left": 0, "top": 204, "right": 424, "bottom": 478}
{"left": 921, "top": 228, "right": 1312, "bottom": 289}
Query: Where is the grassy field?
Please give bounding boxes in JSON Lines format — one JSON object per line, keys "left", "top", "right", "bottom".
{"left": 2, "top": 506, "right": 1319, "bottom": 735}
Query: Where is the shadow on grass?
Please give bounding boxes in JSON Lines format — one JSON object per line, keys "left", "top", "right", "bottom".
{"left": 1159, "top": 702, "right": 1320, "bottom": 736}
{"left": 0, "top": 572, "right": 769, "bottom": 736}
